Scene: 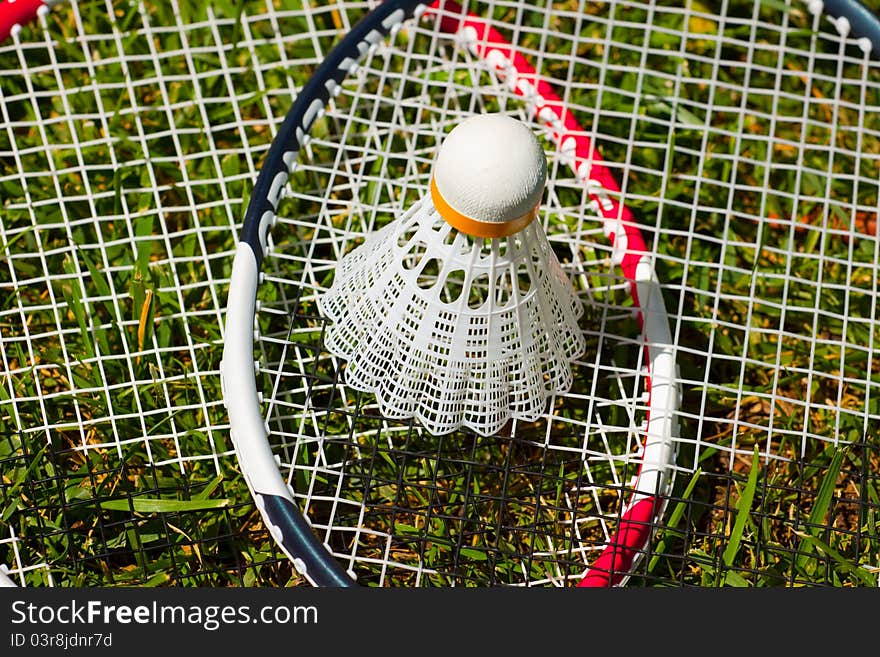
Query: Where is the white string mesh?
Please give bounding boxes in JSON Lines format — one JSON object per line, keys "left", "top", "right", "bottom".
{"left": 0, "top": 0, "right": 331, "bottom": 586}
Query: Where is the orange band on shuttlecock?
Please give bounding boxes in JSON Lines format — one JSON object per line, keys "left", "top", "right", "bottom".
{"left": 430, "top": 176, "right": 538, "bottom": 238}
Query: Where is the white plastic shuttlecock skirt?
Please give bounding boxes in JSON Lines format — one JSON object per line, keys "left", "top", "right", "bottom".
{"left": 318, "top": 196, "right": 585, "bottom": 436}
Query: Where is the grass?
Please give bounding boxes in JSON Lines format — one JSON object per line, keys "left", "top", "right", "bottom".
{"left": 0, "top": 0, "right": 878, "bottom": 587}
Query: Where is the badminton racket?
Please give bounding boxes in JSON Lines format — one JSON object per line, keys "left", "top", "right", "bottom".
{"left": 221, "top": 0, "right": 880, "bottom": 587}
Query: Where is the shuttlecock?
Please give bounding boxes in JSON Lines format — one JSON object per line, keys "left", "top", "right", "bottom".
{"left": 318, "top": 113, "right": 585, "bottom": 436}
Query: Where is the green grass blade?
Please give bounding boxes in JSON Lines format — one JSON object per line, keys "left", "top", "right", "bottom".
{"left": 2, "top": 445, "right": 49, "bottom": 522}
{"left": 795, "top": 447, "right": 845, "bottom": 574}
{"left": 722, "top": 445, "right": 761, "bottom": 572}
{"left": 60, "top": 257, "right": 95, "bottom": 361}
{"left": 192, "top": 476, "right": 225, "bottom": 501}
{"left": 100, "top": 498, "right": 230, "bottom": 513}
{"left": 648, "top": 468, "right": 702, "bottom": 574}
{"left": 793, "top": 530, "right": 876, "bottom": 587}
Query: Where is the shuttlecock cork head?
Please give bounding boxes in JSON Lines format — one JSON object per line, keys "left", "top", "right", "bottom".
{"left": 431, "top": 114, "right": 547, "bottom": 238}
